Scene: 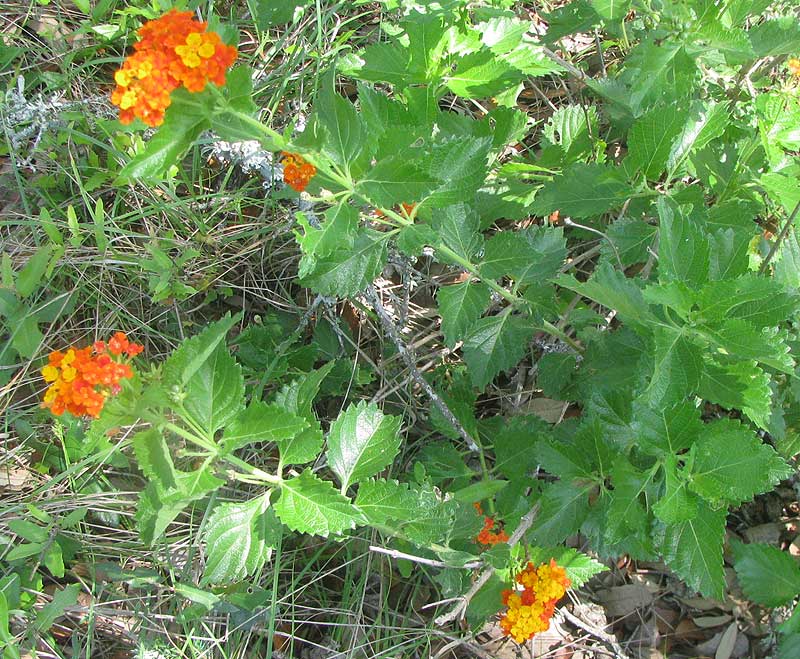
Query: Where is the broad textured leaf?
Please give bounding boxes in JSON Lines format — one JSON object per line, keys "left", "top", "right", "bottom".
{"left": 275, "top": 470, "right": 365, "bottom": 536}
{"left": 625, "top": 104, "right": 688, "bottom": 180}
{"left": 445, "top": 49, "right": 523, "bottom": 98}
{"left": 316, "top": 79, "right": 371, "bottom": 173}
{"left": 493, "top": 415, "right": 548, "bottom": 480}
{"left": 437, "top": 280, "right": 490, "bottom": 348}
{"left": 462, "top": 313, "right": 534, "bottom": 389}
{"left": 15, "top": 246, "right": 52, "bottom": 298}
{"left": 532, "top": 163, "right": 635, "bottom": 219}
{"left": 653, "top": 455, "right": 699, "bottom": 523}
{"left": 538, "top": 352, "right": 577, "bottom": 399}
{"left": 604, "top": 217, "right": 657, "bottom": 266}
{"left": 116, "top": 91, "right": 210, "bottom": 183}
{"left": 697, "top": 320, "right": 793, "bottom": 374}
{"left": 300, "top": 230, "right": 388, "bottom": 298}
{"left": 697, "top": 274, "right": 797, "bottom": 328}
{"left": 657, "top": 197, "right": 709, "bottom": 285}
{"left": 749, "top": 17, "right": 800, "bottom": 57}
{"left": 356, "top": 156, "right": 437, "bottom": 208}
{"left": 530, "top": 480, "right": 592, "bottom": 545}
{"left": 698, "top": 358, "right": 772, "bottom": 429}
{"left": 544, "top": 0, "right": 601, "bottom": 41}
{"left": 659, "top": 502, "right": 726, "bottom": 598}
{"left": 689, "top": 419, "right": 791, "bottom": 506}
{"left": 633, "top": 399, "right": 702, "bottom": 456}
{"left": 774, "top": 227, "right": 800, "bottom": 290}
{"left": 666, "top": 101, "right": 728, "bottom": 176}
{"left": 183, "top": 344, "right": 245, "bottom": 435}
{"left": 433, "top": 203, "right": 485, "bottom": 264}
{"left": 541, "top": 104, "right": 598, "bottom": 165}
{"left": 294, "top": 203, "right": 358, "bottom": 277}
{"left": 528, "top": 546, "right": 609, "bottom": 587}
{"left": 590, "top": 0, "right": 631, "bottom": 21}
{"left": 327, "top": 400, "right": 402, "bottom": 490}
{"left": 221, "top": 402, "right": 308, "bottom": 453}
{"left": 481, "top": 227, "right": 567, "bottom": 285}
{"left": 163, "top": 314, "right": 239, "bottom": 389}
{"left": 732, "top": 540, "right": 800, "bottom": 607}
{"left": 423, "top": 136, "right": 492, "bottom": 208}
{"left": 646, "top": 326, "right": 703, "bottom": 405}
{"left": 202, "top": 495, "right": 281, "bottom": 584}
{"left": 604, "top": 458, "right": 651, "bottom": 541}
{"left": 355, "top": 479, "right": 421, "bottom": 526}
{"left": 556, "top": 261, "right": 655, "bottom": 328}
{"left": 132, "top": 429, "right": 177, "bottom": 490}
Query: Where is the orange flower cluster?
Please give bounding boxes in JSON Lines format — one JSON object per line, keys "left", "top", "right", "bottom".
{"left": 474, "top": 502, "right": 509, "bottom": 545}
{"left": 789, "top": 58, "right": 800, "bottom": 77}
{"left": 500, "top": 560, "right": 571, "bottom": 644}
{"left": 111, "top": 10, "right": 237, "bottom": 126}
{"left": 281, "top": 152, "right": 316, "bottom": 192}
{"left": 41, "top": 333, "right": 142, "bottom": 418}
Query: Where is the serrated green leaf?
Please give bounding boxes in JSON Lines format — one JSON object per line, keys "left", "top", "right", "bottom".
{"left": 659, "top": 501, "right": 726, "bottom": 598}
{"left": 16, "top": 246, "right": 52, "bottom": 298}
{"left": 532, "top": 163, "right": 635, "bottom": 219}
{"left": 299, "top": 230, "right": 388, "bottom": 298}
{"left": 590, "top": 0, "right": 631, "bottom": 21}
{"left": 437, "top": 280, "right": 491, "bottom": 348}
{"left": 541, "top": 104, "right": 598, "bottom": 166}
{"left": 397, "top": 223, "right": 438, "bottom": 256}
{"left": 133, "top": 429, "right": 177, "bottom": 490}
{"left": 666, "top": 101, "right": 728, "bottom": 176}
{"left": 445, "top": 49, "right": 523, "bottom": 98}
{"left": 625, "top": 104, "right": 689, "bottom": 180}
{"left": 653, "top": 455, "right": 699, "bottom": 523}
{"left": 603, "top": 217, "right": 657, "bottom": 266}
{"left": 116, "top": 90, "right": 211, "bottom": 184}
{"left": 423, "top": 136, "right": 492, "bottom": 208}
{"left": 181, "top": 344, "right": 244, "bottom": 435}
{"left": 415, "top": 441, "right": 475, "bottom": 482}
{"left": 481, "top": 226, "right": 567, "bottom": 285}
{"left": 453, "top": 479, "right": 508, "bottom": 502}
{"left": 689, "top": 419, "right": 791, "bottom": 506}
{"left": 697, "top": 274, "right": 797, "bottom": 328}
{"left": 556, "top": 261, "right": 655, "bottom": 328}
{"left": 327, "top": 400, "right": 402, "bottom": 491}
{"left": 275, "top": 470, "right": 365, "bottom": 537}
{"left": 355, "top": 479, "right": 420, "bottom": 526}
{"left": 432, "top": 203, "right": 484, "bottom": 263}
{"left": 11, "top": 314, "right": 43, "bottom": 360}
{"left": 698, "top": 358, "right": 772, "bottom": 429}
{"left": 316, "top": 77, "right": 371, "bottom": 175}
{"left": 544, "top": 1, "right": 601, "bottom": 42}
{"left": 749, "top": 17, "right": 800, "bottom": 57}
{"left": 34, "top": 584, "right": 79, "bottom": 632}
{"left": 604, "top": 458, "right": 652, "bottom": 541}
{"left": 633, "top": 399, "right": 702, "bottom": 456}
{"left": 530, "top": 480, "right": 592, "bottom": 545}
{"left": 356, "top": 156, "right": 438, "bottom": 208}
{"left": 202, "top": 494, "right": 281, "bottom": 584}
{"left": 657, "top": 197, "right": 709, "bottom": 285}
{"left": 697, "top": 320, "right": 794, "bottom": 374}
{"left": 538, "top": 352, "right": 577, "bottom": 399}
{"left": 527, "top": 546, "right": 609, "bottom": 587}
{"left": 732, "top": 540, "right": 800, "bottom": 607}
{"left": 221, "top": 402, "right": 308, "bottom": 453}
{"left": 462, "top": 312, "right": 534, "bottom": 389}
{"left": 294, "top": 203, "right": 359, "bottom": 277}
{"left": 163, "top": 314, "right": 239, "bottom": 389}
{"left": 646, "top": 326, "right": 703, "bottom": 405}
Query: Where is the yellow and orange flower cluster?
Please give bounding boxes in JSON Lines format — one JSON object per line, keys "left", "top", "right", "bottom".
{"left": 789, "top": 57, "right": 800, "bottom": 77}
{"left": 500, "top": 560, "right": 571, "bottom": 644}
{"left": 281, "top": 152, "right": 316, "bottom": 192}
{"left": 41, "top": 333, "right": 143, "bottom": 418}
{"left": 474, "top": 502, "right": 510, "bottom": 546}
{"left": 111, "top": 10, "right": 237, "bottom": 127}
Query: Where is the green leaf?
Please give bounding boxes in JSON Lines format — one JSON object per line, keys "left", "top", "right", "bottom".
{"left": 544, "top": 1, "right": 601, "bottom": 41}
{"left": 355, "top": 479, "right": 421, "bottom": 526}
{"left": 34, "top": 584, "right": 80, "bottom": 632}
{"left": 653, "top": 455, "right": 699, "bottom": 523}
{"left": 646, "top": 326, "right": 703, "bottom": 405}
{"left": 659, "top": 502, "right": 727, "bottom": 598}
{"left": 666, "top": 101, "right": 728, "bottom": 176}
{"left": 453, "top": 479, "right": 508, "bottom": 502}
{"left": 526, "top": 546, "right": 609, "bottom": 587}
{"left": 437, "top": 280, "right": 491, "bottom": 348}
{"left": 537, "top": 352, "right": 577, "bottom": 399}
{"left": 732, "top": 540, "right": 800, "bottom": 607}
{"left": 11, "top": 314, "right": 43, "bottom": 360}
{"left": 556, "top": 261, "right": 655, "bottom": 329}
{"left": 221, "top": 402, "right": 308, "bottom": 453}
{"left": 462, "top": 312, "right": 534, "bottom": 389}
{"left": 116, "top": 91, "right": 210, "bottom": 183}
{"left": 397, "top": 223, "right": 438, "bottom": 256}
{"left": 689, "top": 419, "right": 791, "bottom": 506}
{"left": 327, "top": 400, "right": 403, "bottom": 491}
{"left": 633, "top": 399, "right": 702, "bottom": 456}
{"left": 43, "top": 542, "right": 64, "bottom": 578}
{"left": 423, "top": 136, "right": 492, "bottom": 208}
{"left": 530, "top": 480, "right": 592, "bottom": 545}
{"left": 774, "top": 227, "right": 800, "bottom": 290}
{"left": 294, "top": 203, "right": 359, "bottom": 277}
{"left": 657, "top": 197, "right": 709, "bottom": 285}
{"left": 532, "top": 164, "right": 635, "bottom": 219}
{"left": 356, "top": 156, "right": 437, "bottom": 208}
{"left": 299, "top": 230, "right": 388, "bottom": 298}
{"left": 163, "top": 314, "right": 239, "bottom": 389}
{"left": 603, "top": 217, "right": 657, "bottom": 266}
{"left": 697, "top": 275, "right": 797, "bottom": 328}
{"left": 625, "top": 104, "right": 689, "bottom": 180}
{"left": 541, "top": 104, "right": 598, "bottom": 165}
{"left": 590, "top": 0, "right": 631, "bottom": 21}
{"left": 316, "top": 77, "right": 371, "bottom": 175}
{"left": 481, "top": 227, "right": 567, "bottom": 285}
{"left": 698, "top": 359, "right": 772, "bottom": 429}
{"left": 202, "top": 494, "right": 281, "bottom": 584}
{"left": 182, "top": 344, "right": 245, "bottom": 435}
{"left": 749, "top": 17, "right": 800, "bottom": 57}
{"left": 445, "top": 49, "right": 523, "bottom": 98}
{"left": 432, "top": 203, "right": 484, "bottom": 263}
{"left": 16, "top": 246, "right": 52, "bottom": 298}
{"left": 275, "top": 470, "right": 365, "bottom": 537}
{"left": 133, "top": 429, "right": 177, "bottom": 490}
{"left": 697, "top": 320, "right": 794, "bottom": 374}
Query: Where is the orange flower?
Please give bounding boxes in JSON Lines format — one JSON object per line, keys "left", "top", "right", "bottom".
{"left": 281, "top": 152, "right": 316, "bottom": 192}
{"left": 111, "top": 10, "right": 237, "bottom": 127}
{"left": 789, "top": 57, "right": 800, "bottom": 77}
{"left": 499, "top": 560, "right": 571, "bottom": 644}
{"left": 473, "top": 502, "right": 510, "bottom": 546}
{"left": 41, "top": 334, "right": 143, "bottom": 418}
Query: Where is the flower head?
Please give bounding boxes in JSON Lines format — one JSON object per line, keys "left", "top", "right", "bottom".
{"left": 41, "top": 334, "right": 142, "bottom": 418}
{"left": 499, "top": 560, "right": 571, "bottom": 644}
{"left": 111, "top": 10, "right": 237, "bottom": 127}
{"left": 281, "top": 152, "right": 316, "bottom": 192}
{"left": 789, "top": 58, "right": 800, "bottom": 77}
